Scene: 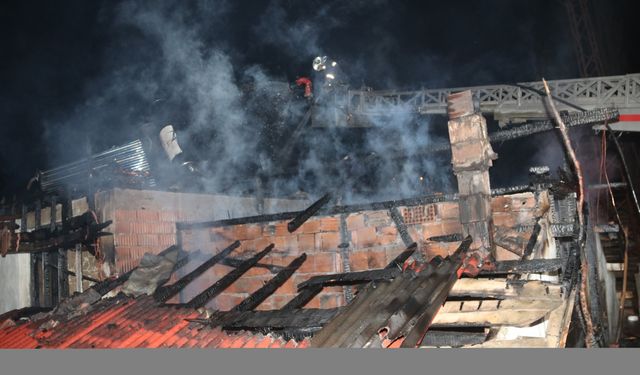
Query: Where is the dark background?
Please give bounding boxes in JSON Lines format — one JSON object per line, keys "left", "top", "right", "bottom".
{"left": 1, "top": 0, "right": 638, "bottom": 197}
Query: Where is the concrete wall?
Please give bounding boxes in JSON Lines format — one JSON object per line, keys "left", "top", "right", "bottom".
{"left": 0, "top": 254, "right": 31, "bottom": 314}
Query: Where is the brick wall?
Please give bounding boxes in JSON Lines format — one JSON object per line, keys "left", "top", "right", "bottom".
{"left": 95, "top": 188, "right": 309, "bottom": 276}
{"left": 179, "top": 192, "right": 541, "bottom": 311}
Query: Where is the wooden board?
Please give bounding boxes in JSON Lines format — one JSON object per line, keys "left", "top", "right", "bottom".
{"left": 432, "top": 299, "right": 562, "bottom": 328}
{"left": 449, "top": 278, "right": 562, "bottom": 300}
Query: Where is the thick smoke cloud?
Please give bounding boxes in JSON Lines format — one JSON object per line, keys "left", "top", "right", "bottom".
{"left": 38, "top": 0, "right": 454, "bottom": 204}
{"left": 35, "top": 0, "right": 579, "bottom": 205}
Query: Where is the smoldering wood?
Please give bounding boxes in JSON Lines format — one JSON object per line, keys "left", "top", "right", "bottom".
{"left": 281, "top": 285, "right": 323, "bottom": 310}
{"left": 154, "top": 241, "right": 240, "bottom": 303}
{"left": 185, "top": 244, "right": 275, "bottom": 308}
{"left": 231, "top": 253, "right": 307, "bottom": 312}
{"left": 296, "top": 243, "right": 417, "bottom": 290}
{"left": 287, "top": 193, "right": 332, "bottom": 233}
{"left": 218, "top": 256, "right": 284, "bottom": 273}
{"left": 480, "top": 258, "right": 565, "bottom": 275}
{"left": 297, "top": 268, "right": 400, "bottom": 290}
{"left": 419, "top": 329, "right": 488, "bottom": 347}
{"left": 311, "top": 238, "right": 470, "bottom": 348}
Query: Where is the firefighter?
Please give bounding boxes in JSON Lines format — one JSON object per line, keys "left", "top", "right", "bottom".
{"left": 312, "top": 55, "right": 340, "bottom": 88}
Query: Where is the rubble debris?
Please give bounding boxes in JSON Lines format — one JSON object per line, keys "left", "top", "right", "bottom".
{"left": 121, "top": 247, "right": 180, "bottom": 297}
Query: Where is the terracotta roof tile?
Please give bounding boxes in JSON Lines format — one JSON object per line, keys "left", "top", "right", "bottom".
{"left": 0, "top": 294, "right": 298, "bottom": 349}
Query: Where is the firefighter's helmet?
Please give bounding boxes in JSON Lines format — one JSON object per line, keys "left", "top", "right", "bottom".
{"left": 313, "top": 56, "right": 328, "bottom": 71}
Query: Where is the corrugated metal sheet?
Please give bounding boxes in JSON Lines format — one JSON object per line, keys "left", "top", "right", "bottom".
{"left": 39, "top": 139, "right": 155, "bottom": 194}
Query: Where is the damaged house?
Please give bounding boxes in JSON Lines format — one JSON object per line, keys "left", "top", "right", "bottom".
{"left": 1, "top": 71, "right": 640, "bottom": 349}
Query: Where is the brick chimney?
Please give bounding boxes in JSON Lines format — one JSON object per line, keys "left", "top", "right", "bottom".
{"left": 446, "top": 91, "right": 498, "bottom": 268}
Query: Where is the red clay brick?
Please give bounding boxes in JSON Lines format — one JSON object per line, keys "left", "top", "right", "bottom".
{"left": 158, "top": 234, "right": 176, "bottom": 247}
{"left": 438, "top": 202, "right": 459, "bottom": 220}
{"left": 297, "top": 254, "right": 315, "bottom": 274}
{"left": 273, "top": 279, "right": 297, "bottom": 295}
{"left": 209, "top": 227, "right": 235, "bottom": 242}
{"left": 493, "top": 213, "right": 516, "bottom": 227}
{"left": 246, "top": 224, "right": 263, "bottom": 238}
{"left": 422, "top": 222, "right": 445, "bottom": 237}
{"left": 319, "top": 232, "right": 341, "bottom": 251}
{"left": 273, "top": 295, "right": 295, "bottom": 309}
{"left": 367, "top": 250, "right": 387, "bottom": 269}
{"left": 255, "top": 297, "right": 275, "bottom": 311}
{"left": 353, "top": 227, "right": 377, "bottom": 249}
{"left": 319, "top": 217, "right": 340, "bottom": 232}
{"left": 365, "top": 211, "right": 391, "bottom": 226}
{"left": 349, "top": 251, "right": 370, "bottom": 271}
{"left": 115, "top": 209, "right": 137, "bottom": 222}
{"left": 158, "top": 210, "right": 178, "bottom": 222}
{"left": 116, "top": 234, "right": 137, "bottom": 247}
{"left": 346, "top": 214, "right": 365, "bottom": 230}
{"left": 274, "top": 223, "right": 289, "bottom": 236}
{"left": 138, "top": 234, "right": 159, "bottom": 247}
{"left": 305, "top": 295, "right": 321, "bottom": 309}
{"left": 297, "top": 233, "right": 316, "bottom": 251}
{"left": 137, "top": 209, "right": 159, "bottom": 222}
{"left": 244, "top": 266, "right": 271, "bottom": 277}
{"left": 315, "top": 253, "right": 337, "bottom": 273}
{"left": 114, "top": 221, "right": 131, "bottom": 234}
{"left": 298, "top": 220, "right": 320, "bottom": 234}
{"left": 440, "top": 220, "right": 463, "bottom": 235}
{"left": 377, "top": 226, "right": 399, "bottom": 246}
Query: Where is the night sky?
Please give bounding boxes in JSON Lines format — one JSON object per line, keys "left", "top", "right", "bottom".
{"left": 1, "top": 0, "right": 638, "bottom": 198}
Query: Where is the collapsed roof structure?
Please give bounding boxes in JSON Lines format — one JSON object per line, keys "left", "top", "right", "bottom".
{"left": 1, "top": 73, "right": 639, "bottom": 348}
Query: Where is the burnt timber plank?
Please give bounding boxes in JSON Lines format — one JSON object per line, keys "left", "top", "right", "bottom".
{"left": 296, "top": 243, "right": 416, "bottom": 290}
{"left": 480, "top": 258, "right": 565, "bottom": 275}
{"left": 231, "top": 254, "right": 307, "bottom": 312}
{"left": 430, "top": 299, "right": 562, "bottom": 328}
{"left": 420, "top": 330, "right": 488, "bottom": 347}
{"left": 221, "top": 308, "right": 343, "bottom": 331}
{"left": 448, "top": 278, "right": 563, "bottom": 300}
{"left": 297, "top": 268, "right": 399, "bottom": 290}
{"left": 219, "top": 257, "right": 284, "bottom": 273}
{"left": 154, "top": 241, "right": 240, "bottom": 302}
{"left": 287, "top": 193, "right": 332, "bottom": 233}
{"left": 281, "top": 285, "right": 323, "bottom": 310}
{"left": 523, "top": 220, "right": 543, "bottom": 258}
{"left": 185, "top": 244, "right": 274, "bottom": 308}
{"left": 312, "top": 237, "right": 472, "bottom": 348}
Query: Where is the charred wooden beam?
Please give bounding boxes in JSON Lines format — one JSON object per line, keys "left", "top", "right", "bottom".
{"left": 297, "top": 243, "right": 417, "bottom": 290}
{"left": 287, "top": 193, "right": 332, "bottom": 233}
{"left": 310, "top": 236, "right": 471, "bottom": 348}
{"left": 480, "top": 258, "right": 565, "bottom": 275}
{"left": 427, "top": 233, "right": 464, "bottom": 242}
{"left": 231, "top": 254, "right": 307, "bottom": 312}
{"left": 185, "top": 244, "right": 275, "bottom": 308}
{"left": 385, "top": 243, "right": 417, "bottom": 270}
{"left": 297, "top": 268, "right": 399, "bottom": 290}
{"left": 523, "top": 220, "right": 543, "bottom": 258}
{"left": 218, "top": 307, "right": 343, "bottom": 331}
{"left": 46, "top": 262, "right": 100, "bottom": 283}
{"left": 419, "top": 329, "right": 488, "bottom": 347}
{"left": 218, "top": 256, "right": 284, "bottom": 273}
{"left": 281, "top": 285, "right": 323, "bottom": 310}
{"left": 13, "top": 220, "right": 112, "bottom": 254}
{"left": 154, "top": 242, "right": 240, "bottom": 302}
